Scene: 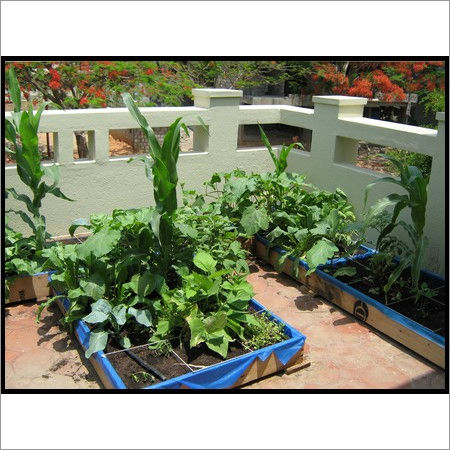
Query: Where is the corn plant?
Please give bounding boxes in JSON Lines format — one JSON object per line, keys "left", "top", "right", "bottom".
{"left": 258, "top": 124, "right": 300, "bottom": 177}
{"left": 122, "top": 93, "right": 188, "bottom": 278}
{"left": 5, "top": 67, "right": 73, "bottom": 253}
{"left": 364, "top": 155, "right": 430, "bottom": 301}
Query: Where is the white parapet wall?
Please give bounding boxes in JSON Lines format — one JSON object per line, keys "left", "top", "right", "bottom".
{"left": 5, "top": 90, "right": 446, "bottom": 274}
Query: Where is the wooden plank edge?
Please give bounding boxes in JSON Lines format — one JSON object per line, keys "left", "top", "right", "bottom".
{"left": 253, "top": 240, "right": 445, "bottom": 370}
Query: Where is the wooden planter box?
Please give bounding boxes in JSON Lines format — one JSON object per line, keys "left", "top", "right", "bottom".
{"left": 253, "top": 234, "right": 375, "bottom": 285}
{"left": 56, "top": 297, "right": 307, "bottom": 389}
{"left": 6, "top": 271, "right": 52, "bottom": 304}
{"left": 253, "top": 235, "right": 445, "bottom": 369}
{"left": 311, "top": 266, "right": 445, "bottom": 369}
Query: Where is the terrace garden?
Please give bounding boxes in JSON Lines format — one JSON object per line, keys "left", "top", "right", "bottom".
{"left": 4, "top": 64, "right": 446, "bottom": 390}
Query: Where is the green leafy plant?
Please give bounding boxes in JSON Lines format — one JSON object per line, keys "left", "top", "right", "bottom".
{"left": 242, "top": 312, "right": 287, "bottom": 351}
{"left": 38, "top": 107, "right": 273, "bottom": 360}
{"left": 258, "top": 124, "right": 299, "bottom": 176}
{"left": 364, "top": 155, "right": 431, "bottom": 302}
{"left": 4, "top": 68, "right": 73, "bottom": 288}
{"left": 122, "top": 92, "right": 188, "bottom": 278}
{"left": 198, "top": 126, "right": 358, "bottom": 276}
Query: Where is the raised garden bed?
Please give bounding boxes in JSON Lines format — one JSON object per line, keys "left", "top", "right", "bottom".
{"left": 253, "top": 234, "right": 376, "bottom": 285}
{"left": 56, "top": 296, "right": 306, "bottom": 389}
{"left": 313, "top": 260, "right": 446, "bottom": 369}
{"left": 253, "top": 234, "right": 445, "bottom": 369}
{"left": 6, "top": 271, "right": 53, "bottom": 304}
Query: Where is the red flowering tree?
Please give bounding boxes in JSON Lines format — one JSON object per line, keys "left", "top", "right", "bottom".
{"left": 6, "top": 61, "right": 196, "bottom": 157}
{"left": 308, "top": 61, "right": 445, "bottom": 110}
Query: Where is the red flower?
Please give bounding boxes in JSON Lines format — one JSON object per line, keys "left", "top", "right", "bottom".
{"left": 79, "top": 97, "right": 89, "bottom": 106}
{"left": 108, "top": 70, "right": 119, "bottom": 79}
{"left": 348, "top": 78, "right": 373, "bottom": 98}
{"left": 49, "top": 68, "right": 61, "bottom": 81}
{"left": 49, "top": 80, "right": 61, "bottom": 90}
{"left": 145, "top": 68, "right": 154, "bottom": 75}
{"left": 413, "top": 62, "right": 426, "bottom": 72}
{"left": 96, "top": 89, "right": 106, "bottom": 99}
{"left": 101, "top": 102, "right": 107, "bottom": 108}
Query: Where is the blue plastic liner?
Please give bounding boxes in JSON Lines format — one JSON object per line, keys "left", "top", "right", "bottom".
{"left": 56, "top": 292, "right": 305, "bottom": 390}
{"left": 255, "top": 234, "right": 376, "bottom": 270}
{"left": 146, "top": 299, "right": 306, "bottom": 390}
{"left": 315, "top": 265, "right": 445, "bottom": 349}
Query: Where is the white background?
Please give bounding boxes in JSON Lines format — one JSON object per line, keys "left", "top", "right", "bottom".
{"left": 1, "top": 1, "right": 449, "bottom": 449}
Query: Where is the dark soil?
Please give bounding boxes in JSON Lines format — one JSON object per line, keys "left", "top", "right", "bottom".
{"left": 324, "top": 258, "right": 446, "bottom": 337}
{"left": 105, "top": 304, "right": 289, "bottom": 389}
{"left": 106, "top": 340, "right": 249, "bottom": 389}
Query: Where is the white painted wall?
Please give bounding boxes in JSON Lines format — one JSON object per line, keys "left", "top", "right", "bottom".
{"left": 5, "top": 90, "right": 446, "bottom": 274}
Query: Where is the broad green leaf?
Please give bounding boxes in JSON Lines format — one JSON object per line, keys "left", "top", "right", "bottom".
{"left": 85, "top": 330, "right": 108, "bottom": 358}
{"left": 119, "top": 336, "right": 131, "bottom": 349}
{"left": 76, "top": 228, "right": 121, "bottom": 259}
{"left": 333, "top": 266, "right": 357, "bottom": 278}
{"left": 128, "top": 271, "right": 158, "bottom": 297}
{"left": 7, "top": 67, "right": 22, "bottom": 113}
{"left": 69, "top": 218, "right": 91, "bottom": 236}
{"left": 83, "top": 310, "right": 108, "bottom": 324}
{"left": 67, "top": 288, "right": 84, "bottom": 299}
{"left": 187, "top": 316, "right": 205, "bottom": 347}
{"left": 240, "top": 205, "right": 269, "bottom": 236}
{"left": 205, "top": 330, "right": 231, "bottom": 359}
{"left": 204, "top": 311, "right": 227, "bottom": 334}
{"left": 266, "top": 226, "right": 285, "bottom": 241}
{"left": 90, "top": 298, "right": 112, "bottom": 316}
{"left": 128, "top": 307, "right": 152, "bottom": 327}
{"left": 305, "top": 239, "right": 338, "bottom": 274}
{"left": 80, "top": 275, "right": 105, "bottom": 301}
{"left": 193, "top": 251, "right": 217, "bottom": 273}
{"left": 226, "top": 318, "right": 245, "bottom": 339}
{"left": 175, "top": 223, "right": 198, "bottom": 238}
{"left": 112, "top": 305, "right": 127, "bottom": 326}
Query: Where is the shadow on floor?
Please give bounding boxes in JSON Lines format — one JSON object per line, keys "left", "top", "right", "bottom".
{"left": 37, "top": 304, "right": 103, "bottom": 387}
{"left": 395, "top": 370, "right": 446, "bottom": 389}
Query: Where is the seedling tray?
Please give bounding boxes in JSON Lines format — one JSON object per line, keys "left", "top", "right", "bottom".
{"left": 56, "top": 297, "right": 306, "bottom": 389}
{"left": 6, "top": 271, "right": 53, "bottom": 304}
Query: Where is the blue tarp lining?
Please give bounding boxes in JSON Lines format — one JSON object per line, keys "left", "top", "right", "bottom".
{"left": 146, "top": 299, "right": 306, "bottom": 389}
{"left": 56, "top": 294, "right": 305, "bottom": 390}
{"left": 315, "top": 268, "right": 445, "bottom": 348}
{"left": 58, "top": 297, "right": 127, "bottom": 389}
{"left": 254, "top": 235, "right": 445, "bottom": 349}
{"left": 255, "top": 234, "right": 376, "bottom": 270}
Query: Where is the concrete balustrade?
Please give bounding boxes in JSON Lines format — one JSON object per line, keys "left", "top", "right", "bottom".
{"left": 5, "top": 89, "right": 446, "bottom": 274}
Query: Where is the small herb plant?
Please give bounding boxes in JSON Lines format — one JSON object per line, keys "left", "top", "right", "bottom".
{"left": 4, "top": 68, "right": 73, "bottom": 293}
{"left": 242, "top": 312, "right": 287, "bottom": 351}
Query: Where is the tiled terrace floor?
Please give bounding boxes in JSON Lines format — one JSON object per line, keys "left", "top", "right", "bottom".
{"left": 4, "top": 258, "right": 445, "bottom": 390}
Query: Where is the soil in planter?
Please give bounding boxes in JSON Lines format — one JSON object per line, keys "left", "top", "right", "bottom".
{"left": 104, "top": 306, "right": 289, "bottom": 389}
{"left": 324, "top": 259, "right": 446, "bottom": 337}
{"left": 106, "top": 341, "right": 250, "bottom": 389}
